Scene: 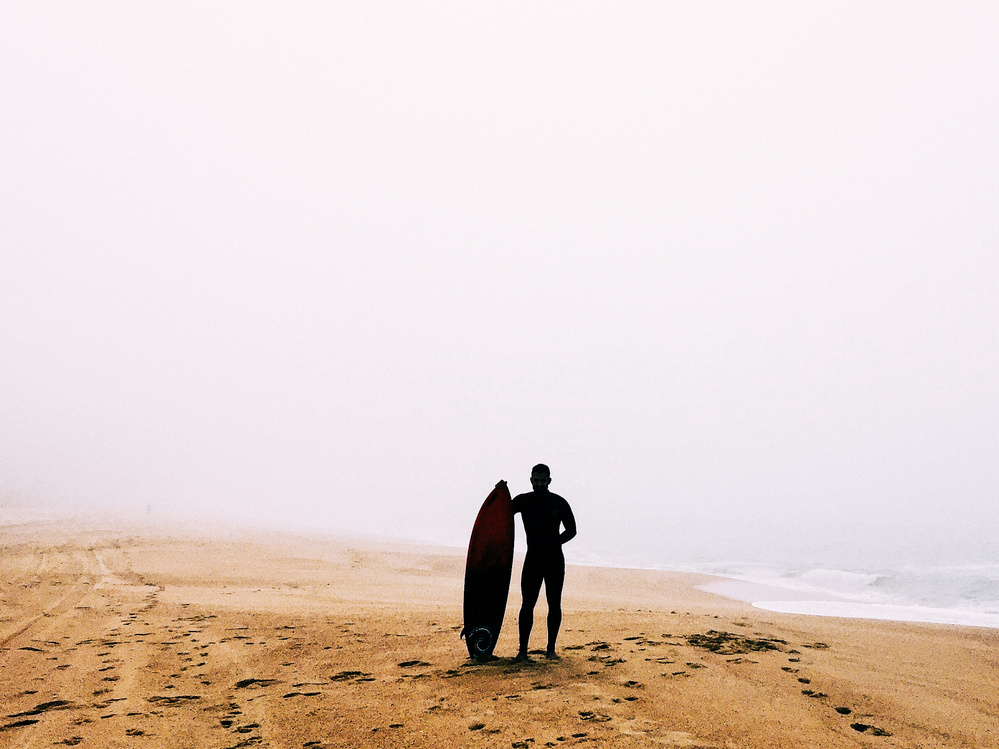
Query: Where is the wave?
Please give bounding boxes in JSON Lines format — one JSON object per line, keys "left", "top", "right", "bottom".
{"left": 565, "top": 544, "right": 999, "bottom": 626}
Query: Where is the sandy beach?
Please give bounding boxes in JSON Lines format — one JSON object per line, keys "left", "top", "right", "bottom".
{"left": 1, "top": 519, "right": 997, "bottom": 748}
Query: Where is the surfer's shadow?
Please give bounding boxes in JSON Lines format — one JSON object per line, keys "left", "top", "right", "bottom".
{"left": 453, "top": 653, "right": 587, "bottom": 680}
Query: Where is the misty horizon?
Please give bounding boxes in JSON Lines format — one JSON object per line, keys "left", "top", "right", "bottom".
{"left": 2, "top": 3, "right": 996, "bottom": 570}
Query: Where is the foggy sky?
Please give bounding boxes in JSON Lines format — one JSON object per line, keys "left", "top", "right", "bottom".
{"left": 2, "top": 3, "right": 997, "bottom": 560}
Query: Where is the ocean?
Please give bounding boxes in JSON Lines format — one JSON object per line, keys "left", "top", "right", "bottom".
{"left": 566, "top": 522, "right": 999, "bottom": 629}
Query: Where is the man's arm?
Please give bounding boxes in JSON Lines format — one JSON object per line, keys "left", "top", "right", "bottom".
{"left": 559, "top": 500, "right": 577, "bottom": 544}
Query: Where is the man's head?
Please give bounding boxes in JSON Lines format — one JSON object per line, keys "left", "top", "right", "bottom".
{"left": 530, "top": 463, "right": 551, "bottom": 492}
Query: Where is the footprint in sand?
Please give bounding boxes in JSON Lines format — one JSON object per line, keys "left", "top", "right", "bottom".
{"left": 147, "top": 695, "right": 202, "bottom": 706}
{"left": 234, "top": 678, "right": 282, "bottom": 689}
{"left": 329, "top": 670, "right": 370, "bottom": 682}
{"left": 0, "top": 719, "right": 41, "bottom": 731}
{"left": 588, "top": 655, "right": 626, "bottom": 667}
{"left": 801, "top": 689, "right": 828, "bottom": 699}
{"left": 851, "top": 722, "right": 891, "bottom": 736}
{"left": 8, "top": 699, "right": 77, "bottom": 717}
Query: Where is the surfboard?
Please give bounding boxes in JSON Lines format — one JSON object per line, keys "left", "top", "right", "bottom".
{"left": 461, "top": 481, "right": 515, "bottom": 659}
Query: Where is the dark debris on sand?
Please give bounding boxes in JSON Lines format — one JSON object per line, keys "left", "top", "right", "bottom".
{"left": 686, "top": 630, "right": 788, "bottom": 655}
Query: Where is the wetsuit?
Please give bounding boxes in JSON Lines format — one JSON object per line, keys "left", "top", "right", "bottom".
{"left": 512, "top": 490, "right": 577, "bottom": 654}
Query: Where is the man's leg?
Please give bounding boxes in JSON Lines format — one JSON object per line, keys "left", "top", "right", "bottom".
{"left": 518, "top": 555, "right": 543, "bottom": 659}
{"left": 543, "top": 558, "right": 565, "bottom": 656}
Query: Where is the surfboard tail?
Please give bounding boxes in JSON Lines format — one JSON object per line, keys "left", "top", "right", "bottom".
{"left": 463, "top": 625, "right": 497, "bottom": 659}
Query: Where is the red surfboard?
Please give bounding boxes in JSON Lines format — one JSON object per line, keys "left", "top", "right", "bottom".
{"left": 461, "top": 481, "right": 515, "bottom": 659}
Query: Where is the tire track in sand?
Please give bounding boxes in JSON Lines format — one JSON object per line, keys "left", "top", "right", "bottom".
{"left": 0, "top": 548, "right": 102, "bottom": 649}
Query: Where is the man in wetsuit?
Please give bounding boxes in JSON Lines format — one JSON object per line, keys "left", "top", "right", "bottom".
{"left": 511, "top": 463, "right": 577, "bottom": 661}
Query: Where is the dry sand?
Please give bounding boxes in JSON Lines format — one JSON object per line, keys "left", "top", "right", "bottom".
{"left": 1, "top": 519, "right": 997, "bottom": 748}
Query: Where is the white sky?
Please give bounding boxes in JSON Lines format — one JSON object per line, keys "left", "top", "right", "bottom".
{"left": 2, "top": 3, "right": 997, "bottom": 559}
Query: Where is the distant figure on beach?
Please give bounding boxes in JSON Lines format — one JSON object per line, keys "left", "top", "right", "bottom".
{"left": 510, "top": 464, "right": 576, "bottom": 661}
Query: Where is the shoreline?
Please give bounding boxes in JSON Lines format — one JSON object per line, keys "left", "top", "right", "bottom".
{"left": 4, "top": 510, "right": 997, "bottom": 631}
{"left": 751, "top": 599, "right": 999, "bottom": 629}
{"left": 699, "top": 577, "right": 999, "bottom": 630}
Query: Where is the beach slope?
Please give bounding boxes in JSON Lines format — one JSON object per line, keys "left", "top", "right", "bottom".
{"left": 1, "top": 520, "right": 997, "bottom": 748}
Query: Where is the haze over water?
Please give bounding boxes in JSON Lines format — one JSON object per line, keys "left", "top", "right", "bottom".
{"left": 2, "top": 5, "right": 997, "bottom": 621}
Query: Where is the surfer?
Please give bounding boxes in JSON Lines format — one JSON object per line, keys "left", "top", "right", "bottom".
{"left": 510, "top": 464, "right": 577, "bottom": 661}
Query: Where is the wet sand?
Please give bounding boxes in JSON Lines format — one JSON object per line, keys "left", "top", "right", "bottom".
{"left": 2, "top": 518, "right": 997, "bottom": 748}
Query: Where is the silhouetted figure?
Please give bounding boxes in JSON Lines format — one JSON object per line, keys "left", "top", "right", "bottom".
{"left": 511, "top": 464, "right": 576, "bottom": 661}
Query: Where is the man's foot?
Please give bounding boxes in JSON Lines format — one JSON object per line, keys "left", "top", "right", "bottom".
{"left": 513, "top": 651, "right": 531, "bottom": 663}
{"left": 544, "top": 650, "right": 560, "bottom": 660}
